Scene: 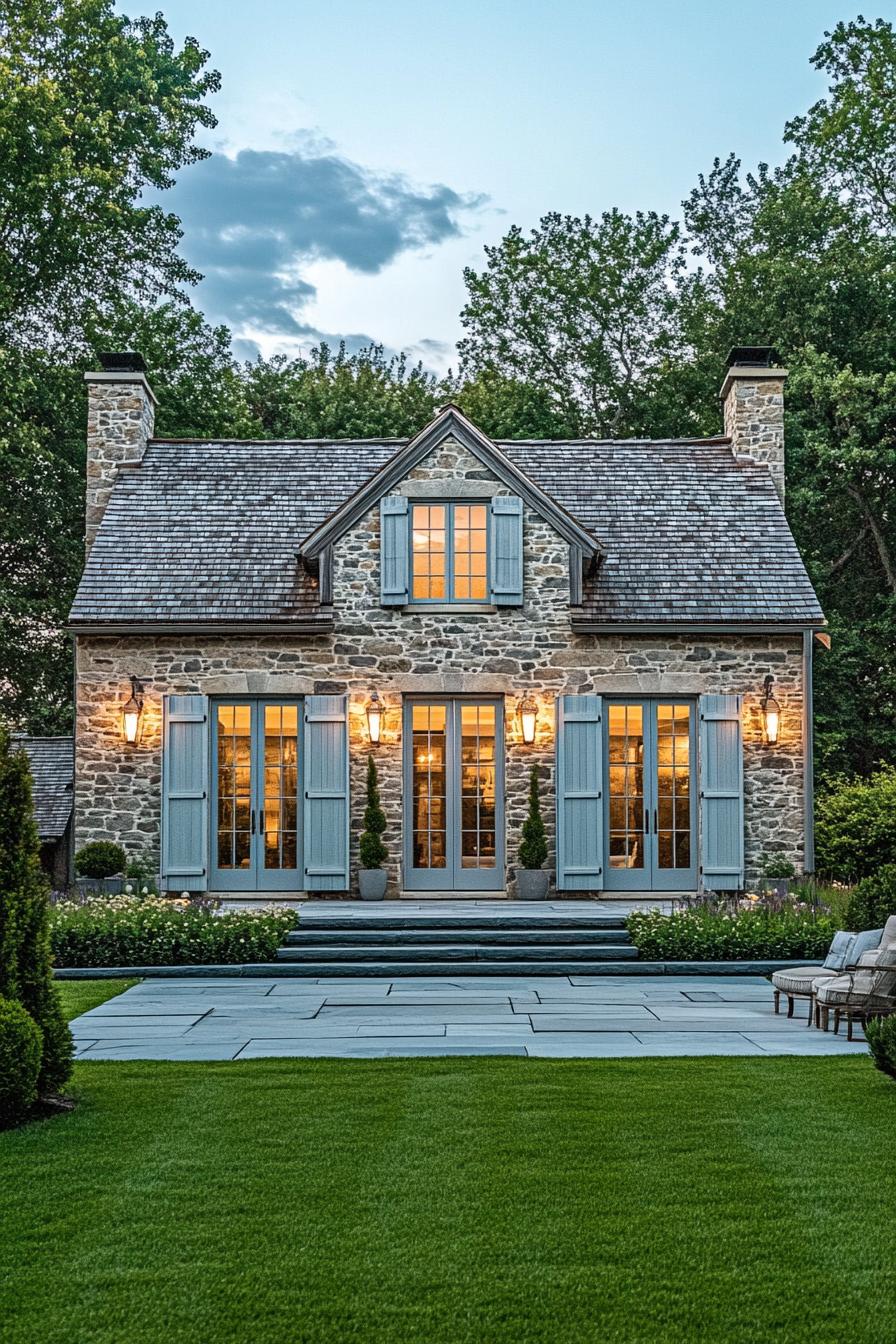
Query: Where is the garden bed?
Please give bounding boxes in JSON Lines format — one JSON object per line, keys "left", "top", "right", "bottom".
{"left": 627, "top": 905, "right": 837, "bottom": 962}
{"left": 50, "top": 896, "right": 296, "bottom": 969}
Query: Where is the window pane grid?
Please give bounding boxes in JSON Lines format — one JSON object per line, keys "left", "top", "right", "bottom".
{"left": 411, "top": 501, "right": 488, "bottom": 603}
{"left": 217, "top": 704, "right": 251, "bottom": 871}
{"left": 412, "top": 705, "right": 447, "bottom": 869}
{"left": 657, "top": 703, "right": 691, "bottom": 870}
{"left": 460, "top": 703, "right": 496, "bottom": 868}
{"left": 263, "top": 704, "right": 298, "bottom": 871}
{"left": 608, "top": 704, "right": 644, "bottom": 870}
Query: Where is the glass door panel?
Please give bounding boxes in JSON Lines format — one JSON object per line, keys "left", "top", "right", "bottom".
{"left": 211, "top": 700, "right": 302, "bottom": 891}
{"left": 607, "top": 703, "right": 645, "bottom": 874}
{"left": 405, "top": 699, "right": 504, "bottom": 891}
{"left": 604, "top": 701, "right": 696, "bottom": 892}
{"left": 460, "top": 703, "right": 497, "bottom": 869}
{"left": 411, "top": 703, "right": 447, "bottom": 870}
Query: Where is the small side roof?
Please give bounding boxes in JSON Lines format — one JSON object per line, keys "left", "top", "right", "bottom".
{"left": 14, "top": 737, "right": 74, "bottom": 840}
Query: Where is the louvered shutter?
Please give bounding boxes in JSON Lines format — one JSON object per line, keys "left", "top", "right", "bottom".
{"left": 380, "top": 495, "right": 409, "bottom": 605}
{"left": 488, "top": 495, "right": 524, "bottom": 606}
{"left": 161, "top": 694, "right": 209, "bottom": 892}
{"left": 303, "top": 695, "right": 350, "bottom": 892}
{"left": 699, "top": 694, "right": 744, "bottom": 891}
{"left": 555, "top": 694, "right": 604, "bottom": 891}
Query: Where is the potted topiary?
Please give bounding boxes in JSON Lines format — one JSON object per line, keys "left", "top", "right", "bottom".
{"left": 762, "top": 853, "right": 796, "bottom": 900}
{"left": 358, "top": 755, "right": 388, "bottom": 900}
{"left": 517, "top": 763, "right": 550, "bottom": 900}
{"left": 74, "top": 841, "right": 127, "bottom": 895}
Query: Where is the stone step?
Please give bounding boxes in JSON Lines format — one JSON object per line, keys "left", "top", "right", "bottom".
{"left": 283, "top": 926, "right": 632, "bottom": 947}
{"left": 276, "top": 943, "right": 639, "bottom": 964}
{"left": 294, "top": 914, "right": 629, "bottom": 932}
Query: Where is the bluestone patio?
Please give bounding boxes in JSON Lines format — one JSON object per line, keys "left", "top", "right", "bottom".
{"left": 69, "top": 974, "right": 865, "bottom": 1060}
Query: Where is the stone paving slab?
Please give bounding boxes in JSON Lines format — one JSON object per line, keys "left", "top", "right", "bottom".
{"left": 70, "top": 974, "right": 868, "bottom": 1061}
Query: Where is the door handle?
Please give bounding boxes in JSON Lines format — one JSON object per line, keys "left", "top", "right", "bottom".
{"left": 644, "top": 808, "right": 649, "bottom": 836}
{"left": 653, "top": 809, "right": 658, "bottom": 834}
{"left": 250, "top": 810, "right": 256, "bottom": 835}
{"left": 259, "top": 810, "right": 265, "bottom": 835}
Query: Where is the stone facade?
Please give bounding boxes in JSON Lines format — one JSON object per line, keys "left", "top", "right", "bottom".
{"left": 85, "top": 374, "right": 156, "bottom": 554}
{"left": 74, "top": 435, "right": 806, "bottom": 895}
{"left": 722, "top": 367, "right": 787, "bottom": 505}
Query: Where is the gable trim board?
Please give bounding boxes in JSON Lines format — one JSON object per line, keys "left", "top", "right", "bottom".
{"left": 300, "top": 405, "right": 603, "bottom": 563}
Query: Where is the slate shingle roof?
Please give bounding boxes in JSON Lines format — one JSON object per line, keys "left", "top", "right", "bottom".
{"left": 14, "top": 737, "right": 74, "bottom": 840}
{"left": 69, "top": 434, "right": 824, "bottom": 627}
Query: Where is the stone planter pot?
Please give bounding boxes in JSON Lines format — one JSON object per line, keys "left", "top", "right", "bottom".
{"left": 73, "top": 875, "right": 124, "bottom": 898}
{"left": 517, "top": 869, "right": 550, "bottom": 901}
{"left": 358, "top": 869, "right": 388, "bottom": 901}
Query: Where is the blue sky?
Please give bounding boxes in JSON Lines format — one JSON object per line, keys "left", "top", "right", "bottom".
{"left": 153, "top": 1, "right": 896, "bottom": 369}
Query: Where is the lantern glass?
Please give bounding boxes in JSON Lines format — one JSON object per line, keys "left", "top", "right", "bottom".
{"left": 366, "top": 693, "right": 383, "bottom": 745}
{"left": 518, "top": 695, "right": 538, "bottom": 745}
{"left": 122, "top": 697, "right": 141, "bottom": 744}
{"left": 764, "top": 703, "right": 780, "bottom": 745}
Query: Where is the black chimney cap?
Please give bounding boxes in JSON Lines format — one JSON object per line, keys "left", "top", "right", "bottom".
{"left": 98, "top": 351, "right": 147, "bottom": 373}
{"left": 725, "top": 345, "right": 780, "bottom": 369}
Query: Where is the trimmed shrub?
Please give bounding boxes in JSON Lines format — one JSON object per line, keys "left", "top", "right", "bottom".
{"left": 845, "top": 866, "right": 896, "bottom": 932}
{"left": 815, "top": 767, "right": 896, "bottom": 880}
{"left": 0, "top": 727, "right": 73, "bottom": 1094}
{"left": 75, "top": 841, "right": 127, "bottom": 879}
{"left": 50, "top": 897, "right": 296, "bottom": 968}
{"left": 519, "top": 764, "right": 548, "bottom": 870}
{"left": 866, "top": 1015, "right": 896, "bottom": 1081}
{"left": 359, "top": 756, "right": 388, "bottom": 869}
{"left": 0, "top": 997, "right": 42, "bottom": 1128}
{"left": 627, "top": 907, "right": 837, "bottom": 962}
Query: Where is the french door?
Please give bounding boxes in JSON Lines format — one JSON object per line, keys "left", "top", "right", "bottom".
{"left": 604, "top": 700, "right": 697, "bottom": 892}
{"left": 210, "top": 700, "right": 302, "bottom": 891}
{"left": 403, "top": 698, "right": 504, "bottom": 891}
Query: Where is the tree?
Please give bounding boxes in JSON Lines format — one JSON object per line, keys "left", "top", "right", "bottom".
{"left": 519, "top": 765, "right": 548, "bottom": 870}
{"left": 0, "top": 725, "right": 72, "bottom": 1094}
{"left": 0, "top": 0, "right": 219, "bottom": 347}
{"left": 459, "top": 209, "right": 695, "bottom": 437}
{"left": 359, "top": 756, "right": 388, "bottom": 870}
{"left": 243, "top": 343, "right": 438, "bottom": 440}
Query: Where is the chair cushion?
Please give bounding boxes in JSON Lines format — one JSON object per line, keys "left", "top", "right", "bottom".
{"left": 771, "top": 967, "right": 837, "bottom": 994}
{"left": 816, "top": 971, "right": 875, "bottom": 1006}
{"left": 823, "top": 931, "right": 858, "bottom": 971}
{"left": 880, "top": 914, "right": 896, "bottom": 950}
{"left": 849, "top": 927, "right": 883, "bottom": 965}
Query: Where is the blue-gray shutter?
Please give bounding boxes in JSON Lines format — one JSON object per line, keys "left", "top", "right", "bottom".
{"left": 380, "top": 495, "right": 409, "bottom": 605}
{"left": 699, "top": 694, "right": 744, "bottom": 891}
{"left": 555, "top": 694, "right": 604, "bottom": 891}
{"left": 161, "top": 694, "right": 209, "bottom": 892}
{"left": 303, "top": 695, "right": 350, "bottom": 892}
{"left": 489, "top": 495, "right": 524, "bottom": 605}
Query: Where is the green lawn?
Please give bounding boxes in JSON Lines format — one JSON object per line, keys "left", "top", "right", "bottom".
{"left": 56, "top": 977, "right": 140, "bottom": 1021}
{"left": 0, "top": 1039, "right": 894, "bottom": 1343}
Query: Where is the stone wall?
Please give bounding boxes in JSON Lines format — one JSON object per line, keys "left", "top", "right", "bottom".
{"left": 722, "top": 370, "right": 787, "bottom": 505}
{"left": 74, "top": 436, "right": 806, "bottom": 893}
{"left": 85, "top": 375, "right": 155, "bottom": 554}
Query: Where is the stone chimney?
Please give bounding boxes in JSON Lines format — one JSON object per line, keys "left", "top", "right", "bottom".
{"left": 720, "top": 346, "right": 788, "bottom": 505}
{"left": 84, "top": 352, "right": 157, "bottom": 554}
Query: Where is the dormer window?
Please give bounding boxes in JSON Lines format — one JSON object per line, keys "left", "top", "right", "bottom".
{"left": 411, "top": 503, "right": 488, "bottom": 603}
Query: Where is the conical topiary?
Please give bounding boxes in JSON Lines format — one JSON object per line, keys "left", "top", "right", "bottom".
{"left": 0, "top": 726, "right": 72, "bottom": 1094}
{"left": 519, "top": 763, "right": 548, "bottom": 870}
{"left": 359, "top": 755, "right": 388, "bottom": 869}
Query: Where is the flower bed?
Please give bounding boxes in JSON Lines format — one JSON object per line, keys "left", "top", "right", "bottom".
{"left": 626, "top": 906, "right": 837, "bottom": 962}
{"left": 50, "top": 896, "right": 297, "bottom": 968}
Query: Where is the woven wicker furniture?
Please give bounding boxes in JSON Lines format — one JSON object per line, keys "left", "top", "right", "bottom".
{"left": 815, "top": 942, "right": 896, "bottom": 1040}
{"left": 771, "top": 929, "right": 882, "bottom": 1025}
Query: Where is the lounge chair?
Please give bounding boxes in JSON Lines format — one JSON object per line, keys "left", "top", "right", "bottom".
{"left": 814, "top": 942, "right": 896, "bottom": 1040}
{"left": 771, "top": 928, "right": 883, "bottom": 1025}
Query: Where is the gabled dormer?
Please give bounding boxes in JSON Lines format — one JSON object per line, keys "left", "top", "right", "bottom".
{"left": 299, "top": 404, "right": 603, "bottom": 612}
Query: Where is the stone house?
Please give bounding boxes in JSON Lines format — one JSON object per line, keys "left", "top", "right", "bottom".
{"left": 69, "top": 348, "right": 825, "bottom": 899}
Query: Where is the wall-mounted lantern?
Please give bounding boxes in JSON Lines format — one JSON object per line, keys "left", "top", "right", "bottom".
{"left": 122, "top": 676, "right": 145, "bottom": 745}
{"left": 517, "top": 693, "right": 539, "bottom": 745}
{"left": 760, "top": 675, "right": 780, "bottom": 745}
{"left": 365, "top": 690, "right": 384, "bottom": 745}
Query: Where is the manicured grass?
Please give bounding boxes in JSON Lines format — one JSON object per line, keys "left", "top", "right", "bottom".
{"left": 56, "top": 977, "right": 139, "bottom": 1021}
{"left": 1, "top": 1057, "right": 894, "bottom": 1342}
